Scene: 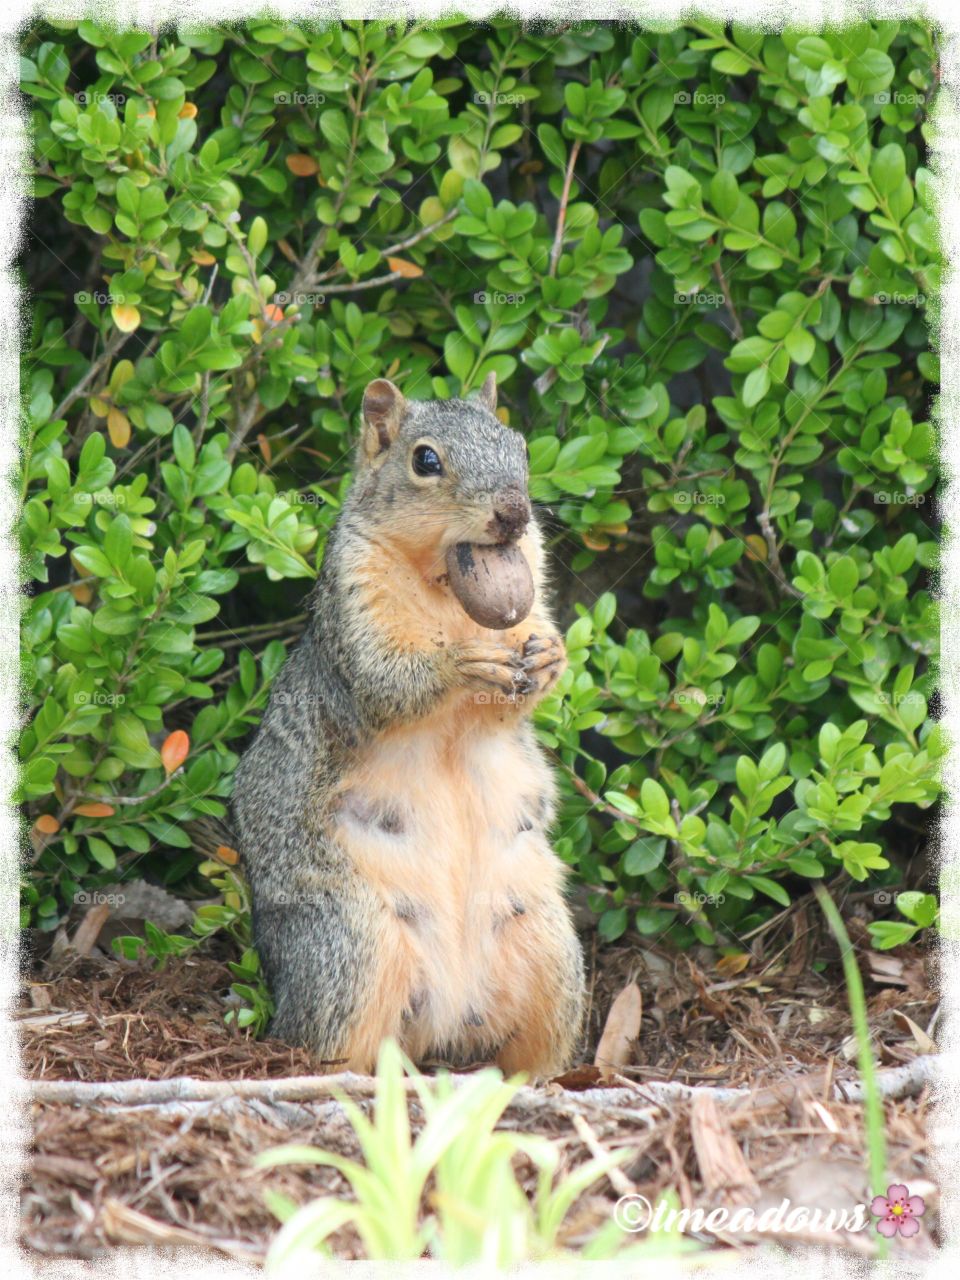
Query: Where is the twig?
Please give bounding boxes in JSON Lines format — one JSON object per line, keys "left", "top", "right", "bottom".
{"left": 712, "top": 259, "right": 743, "bottom": 340}
{"left": 548, "top": 139, "right": 582, "bottom": 276}
{"left": 309, "top": 210, "right": 458, "bottom": 286}
{"left": 51, "top": 328, "right": 128, "bottom": 422}
{"left": 571, "top": 1113, "right": 636, "bottom": 1197}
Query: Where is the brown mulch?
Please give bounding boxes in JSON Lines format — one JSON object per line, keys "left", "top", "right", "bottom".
{"left": 19, "top": 955, "right": 321, "bottom": 1082}
{"left": 18, "top": 927, "right": 940, "bottom": 1262}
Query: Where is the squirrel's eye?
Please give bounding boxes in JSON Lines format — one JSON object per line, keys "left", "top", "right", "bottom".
{"left": 412, "top": 445, "right": 443, "bottom": 477}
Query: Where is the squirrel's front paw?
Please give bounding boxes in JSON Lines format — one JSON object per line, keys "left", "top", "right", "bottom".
{"left": 520, "top": 632, "right": 567, "bottom": 697}
{"left": 452, "top": 639, "right": 531, "bottom": 700}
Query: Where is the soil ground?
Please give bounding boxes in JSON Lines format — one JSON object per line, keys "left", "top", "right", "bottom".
{"left": 18, "top": 915, "right": 939, "bottom": 1265}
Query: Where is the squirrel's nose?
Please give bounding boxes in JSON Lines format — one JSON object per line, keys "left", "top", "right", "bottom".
{"left": 490, "top": 488, "right": 531, "bottom": 542}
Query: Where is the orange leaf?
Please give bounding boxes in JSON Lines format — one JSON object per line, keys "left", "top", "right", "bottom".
{"left": 582, "top": 533, "right": 610, "bottom": 551}
{"left": 286, "top": 154, "right": 319, "bottom": 176}
{"left": 257, "top": 433, "right": 272, "bottom": 464}
{"left": 111, "top": 303, "right": 141, "bottom": 334}
{"left": 215, "top": 844, "right": 240, "bottom": 865}
{"left": 107, "top": 407, "right": 131, "bottom": 448}
{"left": 70, "top": 583, "right": 93, "bottom": 604}
{"left": 34, "top": 814, "right": 61, "bottom": 835}
{"left": 178, "top": 102, "right": 198, "bottom": 119}
{"left": 387, "top": 256, "right": 423, "bottom": 279}
{"left": 745, "top": 534, "right": 768, "bottom": 562}
{"left": 191, "top": 250, "right": 216, "bottom": 266}
{"left": 264, "top": 303, "right": 285, "bottom": 323}
{"left": 74, "top": 802, "right": 116, "bottom": 818}
{"left": 161, "top": 730, "right": 190, "bottom": 775}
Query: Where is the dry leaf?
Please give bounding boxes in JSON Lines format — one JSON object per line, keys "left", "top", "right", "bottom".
{"left": 895, "top": 1011, "right": 937, "bottom": 1054}
{"left": 550, "top": 1064, "right": 604, "bottom": 1091}
{"left": 161, "top": 730, "right": 190, "bottom": 775}
{"left": 387, "top": 256, "right": 423, "bottom": 279}
{"left": 716, "top": 952, "right": 751, "bottom": 978}
{"left": 178, "top": 102, "right": 198, "bottom": 119}
{"left": 594, "top": 981, "right": 642, "bottom": 1078}
{"left": 191, "top": 250, "right": 216, "bottom": 266}
{"left": 264, "top": 303, "right": 285, "bottom": 324}
{"left": 257, "top": 433, "right": 272, "bottom": 464}
{"left": 286, "top": 154, "right": 319, "bottom": 176}
{"left": 214, "top": 844, "right": 240, "bottom": 865}
{"left": 34, "top": 814, "right": 60, "bottom": 835}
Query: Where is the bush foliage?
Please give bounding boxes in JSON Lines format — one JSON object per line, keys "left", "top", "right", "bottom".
{"left": 22, "top": 18, "right": 940, "bottom": 954}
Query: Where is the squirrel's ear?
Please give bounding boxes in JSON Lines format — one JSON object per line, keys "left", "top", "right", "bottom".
{"left": 477, "top": 371, "right": 498, "bottom": 413}
{"left": 361, "top": 378, "right": 405, "bottom": 461}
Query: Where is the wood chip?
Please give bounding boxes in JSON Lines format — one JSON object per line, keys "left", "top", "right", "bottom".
{"left": 690, "top": 1092, "right": 760, "bottom": 1207}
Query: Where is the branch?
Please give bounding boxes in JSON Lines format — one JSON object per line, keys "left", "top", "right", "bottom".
{"left": 549, "top": 139, "right": 582, "bottom": 276}
{"left": 27, "top": 1053, "right": 942, "bottom": 1110}
{"left": 51, "top": 327, "right": 128, "bottom": 423}
{"left": 310, "top": 209, "right": 458, "bottom": 287}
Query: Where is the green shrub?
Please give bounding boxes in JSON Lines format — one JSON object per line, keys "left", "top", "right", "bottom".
{"left": 21, "top": 18, "right": 940, "bottom": 953}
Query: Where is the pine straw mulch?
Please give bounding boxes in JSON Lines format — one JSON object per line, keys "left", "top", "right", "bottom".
{"left": 19, "top": 920, "right": 941, "bottom": 1265}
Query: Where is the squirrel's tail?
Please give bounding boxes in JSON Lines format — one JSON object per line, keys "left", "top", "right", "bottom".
{"left": 183, "top": 814, "right": 242, "bottom": 864}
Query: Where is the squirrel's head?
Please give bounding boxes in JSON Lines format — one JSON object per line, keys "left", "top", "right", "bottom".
{"left": 355, "top": 375, "right": 532, "bottom": 551}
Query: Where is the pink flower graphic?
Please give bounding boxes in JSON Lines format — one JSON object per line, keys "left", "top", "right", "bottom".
{"left": 870, "top": 1184, "right": 925, "bottom": 1238}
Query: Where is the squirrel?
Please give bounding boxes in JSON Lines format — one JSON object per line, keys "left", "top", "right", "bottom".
{"left": 231, "top": 373, "right": 584, "bottom": 1076}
